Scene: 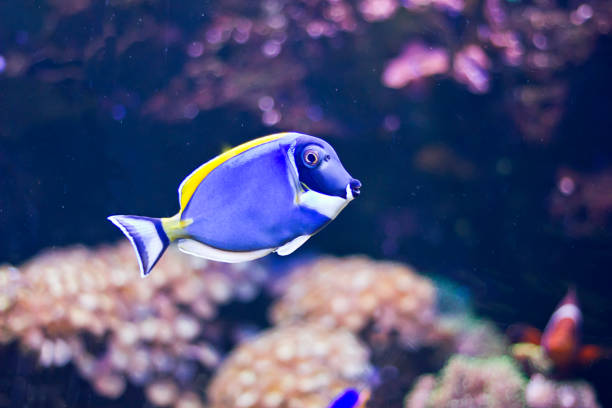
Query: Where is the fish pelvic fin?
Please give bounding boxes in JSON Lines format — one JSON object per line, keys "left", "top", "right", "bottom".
{"left": 107, "top": 215, "right": 170, "bottom": 277}
{"left": 276, "top": 235, "right": 311, "bottom": 256}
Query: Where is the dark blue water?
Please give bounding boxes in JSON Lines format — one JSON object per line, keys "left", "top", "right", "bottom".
{"left": 1, "top": 1, "right": 612, "bottom": 407}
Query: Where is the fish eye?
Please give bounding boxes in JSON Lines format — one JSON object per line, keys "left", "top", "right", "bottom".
{"left": 303, "top": 148, "right": 320, "bottom": 168}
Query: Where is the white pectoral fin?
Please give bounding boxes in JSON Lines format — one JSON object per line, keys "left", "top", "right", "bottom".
{"left": 276, "top": 235, "right": 311, "bottom": 256}
{"left": 178, "top": 239, "right": 274, "bottom": 263}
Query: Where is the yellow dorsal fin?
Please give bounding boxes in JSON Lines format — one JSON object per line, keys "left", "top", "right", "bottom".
{"left": 178, "top": 133, "right": 288, "bottom": 214}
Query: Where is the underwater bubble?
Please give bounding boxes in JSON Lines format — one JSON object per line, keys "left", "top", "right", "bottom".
{"left": 183, "top": 103, "right": 199, "bottom": 119}
{"left": 187, "top": 41, "right": 204, "bottom": 58}
{"left": 578, "top": 4, "right": 593, "bottom": 20}
{"left": 306, "top": 21, "right": 325, "bottom": 38}
{"left": 262, "top": 40, "right": 282, "bottom": 58}
{"left": 258, "top": 96, "right": 275, "bottom": 111}
{"left": 262, "top": 109, "right": 281, "bottom": 126}
{"left": 359, "top": 0, "right": 399, "bottom": 22}
{"left": 383, "top": 114, "right": 400, "bottom": 132}
{"left": 263, "top": 0, "right": 282, "bottom": 13}
{"left": 533, "top": 33, "right": 548, "bottom": 50}
{"left": 267, "top": 14, "right": 287, "bottom": 30}
{"left": 206, "top": 28, "right": 223, "bottom": 44}
{"left": 558, "top": 176, "right": 575, "bottom": 196}
{"left": 233, "top": 30, "right": 250, "bottom": 44}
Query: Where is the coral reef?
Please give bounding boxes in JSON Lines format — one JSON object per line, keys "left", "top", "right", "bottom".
{"left": 434, "top": 316, "right": 509, "bottom": 358}
{"left": 0, "top": 242, "right": 268, "bottom": 407}
{"left": 511, "top": 342, "right": 554, "bottom": 376}
{"left": 1, "top": 0, "right": 610, "bottom": 140}
{"left": 271, "top": 256, "right": 438, "bottom": 349}
{"left": 403, "top": 375, "right": 437, "bottom": 408}
{"left": 382, "top": 43, "right": 450, "bottom": 90}
{"left": 0, "top": 245, "right": 605, "bottom": 408}
{"left": 207, "top": 324, "right": 372, "bottom": 408}
{"left": 404, "top": 355, "right": 527, "bottom": 408}
{"left": 525, "top": 374, "right": 600, "bottom": 408}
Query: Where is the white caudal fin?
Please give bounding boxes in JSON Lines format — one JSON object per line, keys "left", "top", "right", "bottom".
{"left": 107, "top": 215, "right": 169, "bottom": 277}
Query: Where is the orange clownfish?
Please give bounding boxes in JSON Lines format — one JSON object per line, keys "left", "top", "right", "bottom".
{"left": 509, "top": 288, "right": 606, "bottom": 374}
{"left": 541, "top": 288, "right": 584, "bottom": 370}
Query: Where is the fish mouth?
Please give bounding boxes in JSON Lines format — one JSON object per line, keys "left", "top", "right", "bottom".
{"left": 349, "top": 178, "right": 361, "bottom": 198}
{"left": 346, "top": 179, "right": 361, "bottom": 200}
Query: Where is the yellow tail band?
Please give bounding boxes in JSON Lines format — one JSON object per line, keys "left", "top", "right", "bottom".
{"left": 161, "top": 214, "right": 193, "bottom": 242}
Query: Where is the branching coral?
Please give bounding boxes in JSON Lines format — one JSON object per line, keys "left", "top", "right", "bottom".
{"left": 207, "top": 324, "right": 372, "bottom": 408}
{"left": 271, "top": 256, "right": 438, "bottom": 349}
{"left": 405, "top": 355, "right": 527, "bottom": 408}
{"left": 0, "top": 242, "right": 268, "bottom": 407}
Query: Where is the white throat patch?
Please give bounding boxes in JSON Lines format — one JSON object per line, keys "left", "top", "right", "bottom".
{"left": 284, "top": 142, "right": 354, "bottom": 219}
{"left": 299, "top": 184, "right": 353, "bottom": 219}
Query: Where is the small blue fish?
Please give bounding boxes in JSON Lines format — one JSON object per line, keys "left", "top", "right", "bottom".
{"left": 108, "top": 132, "right": 361, "bottom": 276}
{"left": 329, "top": 388, "right": 370, "bottom": 408}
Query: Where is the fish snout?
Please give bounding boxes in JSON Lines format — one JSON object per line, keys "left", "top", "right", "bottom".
{"left": 349, "top": 179, "right": 361, "bottom": 198}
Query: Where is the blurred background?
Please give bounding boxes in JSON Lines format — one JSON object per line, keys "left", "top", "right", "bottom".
{"left": 1, "top": 0, "right": 612, "bottom": 407}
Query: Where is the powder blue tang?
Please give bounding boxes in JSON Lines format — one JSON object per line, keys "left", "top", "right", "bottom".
{"left": 328, "top": 388, "right": 369, "bottom": 408}
{"left": 108, "top": 132, "right": 361, "bottom": 276}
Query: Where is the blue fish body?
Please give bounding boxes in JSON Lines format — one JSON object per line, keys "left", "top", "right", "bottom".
{"left": 329, "top": 389, "right": 361, "bottom": 408}
{"left": 182, "top": 136, "right": 330, "bottom": 251}
{"left": 108, "top": 132, "right": 361, "bottom": 276}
